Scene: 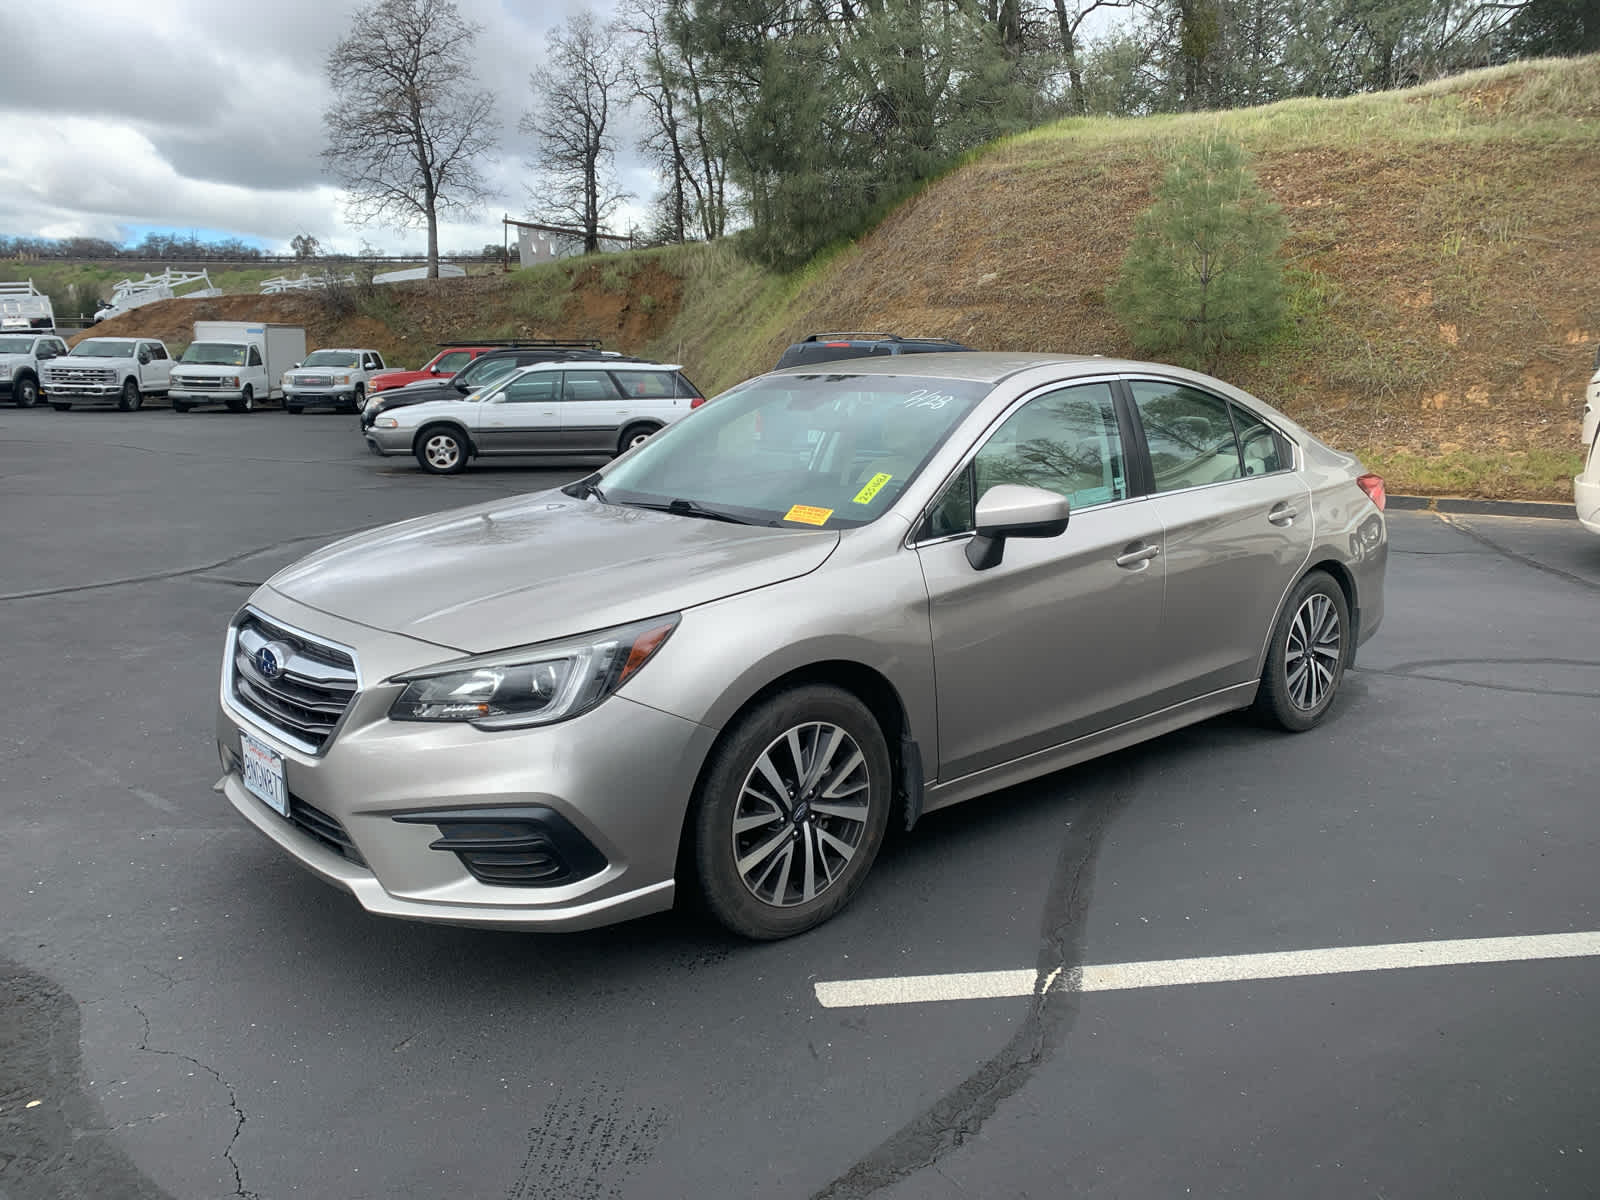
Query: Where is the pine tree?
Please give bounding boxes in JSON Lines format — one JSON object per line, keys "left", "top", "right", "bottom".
{"left": 1114, "top": 134, "right": 1287, "bottom": 368}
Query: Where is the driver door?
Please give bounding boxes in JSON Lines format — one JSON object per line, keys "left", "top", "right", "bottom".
{"left": 915, "top": 381, "right": 1166, "bottom": 782}
{"left": 475, "top": 372, "right": 560, "bottom": 454}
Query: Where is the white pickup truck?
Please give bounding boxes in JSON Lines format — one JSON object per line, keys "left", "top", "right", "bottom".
{"left": 282, "top": 348, "right": 387, "bottom": 414}
{"left": 0, "top": 331, "right": 70, "bottom": 407}
{"left": 170, "top": 321, "right": 308, "bottom": 413}
{"left": 40, "top": 337, "right": 174, "bottom": 411}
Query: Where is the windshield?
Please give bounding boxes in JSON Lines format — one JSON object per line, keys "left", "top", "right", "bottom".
{"left": 0, "top": 336, "right": 34, "bottom": 354}
{"left": 301, "top": 350, "right": 360, "bottom": 368}
{"left": 599, "top": 373, "right": 990, "bottom": 528}
{"left": 181, "top": 342, "right": 247, "bottom": 366}
{"left": 70, "top": 339, "right": 137, "bottom": 357}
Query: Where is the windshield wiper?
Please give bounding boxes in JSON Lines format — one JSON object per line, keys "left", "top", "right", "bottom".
{"left": 621, "top": 497, "right": 766, "bottom": 526}
{"left": 564, "top": 474, "right": 608, "bottom": 503}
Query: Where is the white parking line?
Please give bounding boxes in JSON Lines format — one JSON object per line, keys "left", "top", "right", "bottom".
{"left": 812, "top": 930, "right": 1600, "bottom": 1009}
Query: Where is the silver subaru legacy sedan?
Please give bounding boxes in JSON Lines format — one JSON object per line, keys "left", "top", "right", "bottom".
{"left": 215, "top": 353, "right": 1388, "bottom": 940}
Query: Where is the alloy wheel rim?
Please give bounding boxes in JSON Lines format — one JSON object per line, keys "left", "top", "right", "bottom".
{"left": 1286, "top": 593, "right": 1341, "bottom": 711}
{"left": 630, "top": 432, "right": 650, "bottom": 448}
{"left": 425, "top": 436, "right": 459, "bottom": 468}
{"left": 732, "top": 722, "right": 871, "bottom": 908}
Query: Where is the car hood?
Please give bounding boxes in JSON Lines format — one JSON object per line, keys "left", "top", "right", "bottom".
{"left": 265, "top": 491, "right": 840, "bottom": 655}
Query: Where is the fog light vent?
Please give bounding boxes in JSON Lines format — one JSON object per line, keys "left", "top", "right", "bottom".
{"left": 392, "top": 807, "right": 606, "bottom": 888}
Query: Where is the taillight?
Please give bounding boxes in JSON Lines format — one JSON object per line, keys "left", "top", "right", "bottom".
{"left": 690, "top": 396, "right": 706, "bottom": 408}
{"left": 1356, "top": 473, "right": 1386, "bottom": 511}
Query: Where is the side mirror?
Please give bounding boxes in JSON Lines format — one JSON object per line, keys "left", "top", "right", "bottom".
{"left": 965, "top": 484, "right": 1071, "bottom": 571}
{"left": 293, "top": 361, "right": 302, "bottom": 369}
{"left": 455, "top": 379, "right": 470, "bottom": 392}
{"left": 138, "top": 350, "right": 151, "bottom": 364}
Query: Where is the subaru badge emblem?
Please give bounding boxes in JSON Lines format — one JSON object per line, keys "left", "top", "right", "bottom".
{"left": 255, "top": 642, "right": 291, "bottom": 680}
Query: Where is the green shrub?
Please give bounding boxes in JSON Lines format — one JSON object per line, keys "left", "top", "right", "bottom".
{"left": 1114, "top": 134, "right": 1287, "bottom": 368}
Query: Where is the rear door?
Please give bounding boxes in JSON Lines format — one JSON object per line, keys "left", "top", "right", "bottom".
{"left": 557, "top": 369, "right": 628, "bottom": 453}
{"left": 1125, "top": 376, "right": 1312, "bottom": 706}
{"left": 475, "top": 371, "right": 561, "bottom": 454}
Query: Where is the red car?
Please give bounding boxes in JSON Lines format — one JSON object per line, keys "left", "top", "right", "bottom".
{"left": 367, "top": 346, "right": 498, "bottom": 395}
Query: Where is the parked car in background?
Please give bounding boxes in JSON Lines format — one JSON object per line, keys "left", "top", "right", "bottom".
{"left": 774, "top": 331, "right": 974, "bottom": 371}
{"left": 282, "top": 348, "right": 386, "bottom": 414}
{"left": 1576, "top": 345, "right": 1600, "bottom": 533}
{"left": 216, "top": 352, "right": 1387, "bottom": 940}
{"left": 0, "top": 281, "right": 56, "bottom": 333}
{"left": 0, "top": 331, "right": 69, "bottom": 407}
{"left": 364, "top": 360, "right": 704, "bottom": 473}
{"left": 170, "top": 322, "right": 307, "bottom": 413}
{"left": 367, "top": 345, "right": 500, "bottom": 396}
{"left": 360, "top": 342, "right": 638, "bottom": 431}
{"left": 40, "top": 337, "right": 173, "bottom": 410}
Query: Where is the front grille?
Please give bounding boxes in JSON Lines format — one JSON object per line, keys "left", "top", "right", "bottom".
{"left": 229, "top": 611, "right": 358, "bottom": 753}
{"left": 295, "top": 374, "right": 334, "bottom": 387}
{"left": 289, "top": 794, "right": 365, "bottom": 866}
{"left": 48, "top": 367, "right": 117, "bottom": 384}
{"left": 175, "top": 376, "right": 225, "bottom": 389}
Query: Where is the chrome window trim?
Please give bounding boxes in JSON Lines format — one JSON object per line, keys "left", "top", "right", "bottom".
{"left": 903, "top": 373, "right": 1131, "bottom": 550}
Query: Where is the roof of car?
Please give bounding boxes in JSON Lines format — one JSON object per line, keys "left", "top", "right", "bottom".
{"left": 766, "top": 351, "right": 1112, "bottom": 385}
{"left": 506, "top": 359, "right": 682, "bottom": 374}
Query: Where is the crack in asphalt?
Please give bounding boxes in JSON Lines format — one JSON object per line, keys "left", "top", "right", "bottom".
{"left": 0, "top": 523, "right": 378, "bottom": 602}
{"left": 130, "top": 1003, "right": 257, "bottom": 1200}
{"left": 1352, "top": 656, "right": 1600, "bottom": 700}
{"left": 812, "top": 763, "right": 1136, "bottom": 1199}
{"left": 1436, "top": 513, "right": 1600, "bottom": 593}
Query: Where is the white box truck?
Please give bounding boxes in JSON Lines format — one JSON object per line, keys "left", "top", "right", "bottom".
{"left": 169, "top": 321, "right": 308, "bottom": 413}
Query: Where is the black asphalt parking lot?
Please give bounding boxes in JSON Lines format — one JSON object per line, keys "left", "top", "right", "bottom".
{"left": 2, "top": 407, "right": 1597, "bottom": 1200}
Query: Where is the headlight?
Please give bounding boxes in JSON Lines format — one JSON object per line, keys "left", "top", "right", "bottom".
{"left": 374, "top": 417, "right": 399, "bottom": 428}
{"left": 334, "top": 374, "right": 351, "bottom": 384}
{"left": 387, "top": 615, "right": 679, "bottom": 730}
{"left": 225, "top": 375, "right": 240, "bottom": 387}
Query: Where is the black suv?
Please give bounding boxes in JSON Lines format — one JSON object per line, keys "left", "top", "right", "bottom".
{"left": 360, "top": 340, "right": 641, "bottom": 429}
{"left": 773, "top": 331, "right": 974, "bottom": 371}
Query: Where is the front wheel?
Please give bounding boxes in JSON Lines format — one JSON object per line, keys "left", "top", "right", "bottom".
{"left": 14, "top": 376, "right": 38, "bottom": 407}
{"left": 415, "top": 425, "right": 469, "bottom": 474}
{"left": 118, "top": 379, "right": 143, "bottom": 412}
{"left": 172, "top": 400, "right": 193, "bottom": 413}
{"left": 1254, "top": 571, "right": 1350, "bottom": 732}
{"left": 51, "top": 402, "right": 71, "bottom": 412}
{"left": 346, "top": 386, "right": 365, "bottom": 415}
{"left": 286, "top": 404, "right": 304, "bottom": 415}
{"left": 690, "top": 685, "right": 892, "bottom": 940}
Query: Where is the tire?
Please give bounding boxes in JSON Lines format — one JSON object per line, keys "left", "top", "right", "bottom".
{"left": 117, "top": 379, "right": 142, "bottom": 412}
{"left": 351, "top": 385, "right": 365, "bottom": 414}
{"left": 689, "top": 684, "right": 892, "bottom": 940}
{"left": 415, "top": 425, "right": 469, "bottom": 474}
{"left": 51, "top": 403, "right": 71, "bottom": 412}
{"left": 1253, "top": 570, "right": 1351, "bottom": 732}
{"left": 172, "top": 400, "right": 193, "bottom": 413}
{"left": 287, "top": 405, "right": 304, "bottom": 415}
{"left": 14, "top": 375, "right": 38, "bottom": 407}
{"left": 226, "top": 386, "right": 254, "bottom": 414}
{"left": 616, "top": 423, "right": 660, "bottom": 457}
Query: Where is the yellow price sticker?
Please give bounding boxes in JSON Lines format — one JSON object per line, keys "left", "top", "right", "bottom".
{"left": 783, "top": 504, "right": 834, "bottom": 526}
{"left": 852, "top": 472, "right": 893, "bottom": 504}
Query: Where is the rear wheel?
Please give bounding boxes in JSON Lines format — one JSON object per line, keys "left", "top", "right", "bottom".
{"left": 1254, "top": 570, "right": 1350, "bottom": 732}
{"left": 617, "top": 422, "right": 660, "bottom": 456}
{"left": 14, "top": 375, "right": 38, "bottom": 407}
{"left": 690, "top": 685, "right": 891, "bottom": 940}
{"left": 118, "top": 379, "right": 143, "bottom": 412}
{"left": 415, "top": 425, "right": 469, "bottom": 474}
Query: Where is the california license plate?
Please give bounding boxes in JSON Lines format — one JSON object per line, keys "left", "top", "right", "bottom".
{"left": 240, "top": 733, "right": 289, "bottom": 817}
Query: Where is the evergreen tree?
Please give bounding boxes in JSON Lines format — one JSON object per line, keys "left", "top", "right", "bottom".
{"left": 1114, "top": 134, "right": 1287, "bottom": 368}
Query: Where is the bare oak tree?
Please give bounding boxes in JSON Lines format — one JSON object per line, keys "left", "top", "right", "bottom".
{"left": 322, "top": 0, "right": 498, "bottom": 278}
{"left": 522, "top": 10, "right": 632, "bottom": 253}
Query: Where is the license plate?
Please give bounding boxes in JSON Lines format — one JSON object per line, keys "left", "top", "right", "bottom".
{"left": 240, "top": 733, "right": 289, "bottom": 817}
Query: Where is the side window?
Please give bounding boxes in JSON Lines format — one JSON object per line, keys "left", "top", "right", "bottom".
{"left": 1129, "top": 381, "right": 1242, "bottom": 492}
{"left": 146, "top": 343, "right": 168, "bottom": 360}
{"left": 562, "top": 370, "right": 623, "bottom": 402}
{"left": 675, "top": 373, "right": 701, "bottom": 398}
{"left": 1230, "top": 403, "right": 1289, "bottom": 476}
{"left": 922, "top": 383, "right": 1126, "bottom": 538}
{"left": 609, "top": 370, "right": 675, "bottom": 399}
{"left": 501, "top": 374, "right": 558, "bottom": 403}
{"left": 435, "top": 351, "right": 471, "bottom": 373}
{"left": 248, "top": 346, "right": 263, "bottom": 367}
{"left": 367, "top": 353, "right": 383, "bottom": 369}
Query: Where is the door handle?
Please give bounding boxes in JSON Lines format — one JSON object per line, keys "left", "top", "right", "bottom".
{"left": 1268, "top": 504, "right": 1299, "bottom": 526}
{"left": 1115, "top": 544, "right": 1161, "bottom": 569}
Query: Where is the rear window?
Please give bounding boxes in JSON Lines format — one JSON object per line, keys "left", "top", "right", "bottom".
{"left": 610, "top": 369, "right": 681, "bottom": 399}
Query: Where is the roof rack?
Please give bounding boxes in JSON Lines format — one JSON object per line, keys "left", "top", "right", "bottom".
{"left": 803, "top": 332, "right": 900, "bottom": 343}
{"left": 437, "top": 338, "right": 601, "bottom": 349}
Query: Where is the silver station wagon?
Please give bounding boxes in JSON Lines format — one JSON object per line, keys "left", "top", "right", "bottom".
{"left": 363, "top": 359, "right": 705, "bottom": 472}
{"left": 216, "top": 353, "right": 1389, "bottom": 940}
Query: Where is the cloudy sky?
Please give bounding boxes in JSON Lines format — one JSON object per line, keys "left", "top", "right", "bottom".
{"left": 0, "top": 0, "right": 652, "bottom": 255}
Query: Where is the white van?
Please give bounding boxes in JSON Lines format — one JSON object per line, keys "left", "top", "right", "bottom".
{"left": 170, "top": 322, "right": 308, "bottom": 413}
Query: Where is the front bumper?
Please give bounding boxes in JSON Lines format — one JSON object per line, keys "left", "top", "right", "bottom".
{"left": 171, "top": 388, "right": 247, "bottom": 403}
{"left": 215, "top": 596, "right": 717, "bottom": 930}
{"left": 364, "top": 426, "right": 412, "bottom": 455}
{"left": 284, "top": 387, "right": 355, "bottom": 408}
{"left": 41, "top": 382, "right": 120, "bottom": 397}
{"left": 1576, "top": 473, "right": 1600, "bottom": 535}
